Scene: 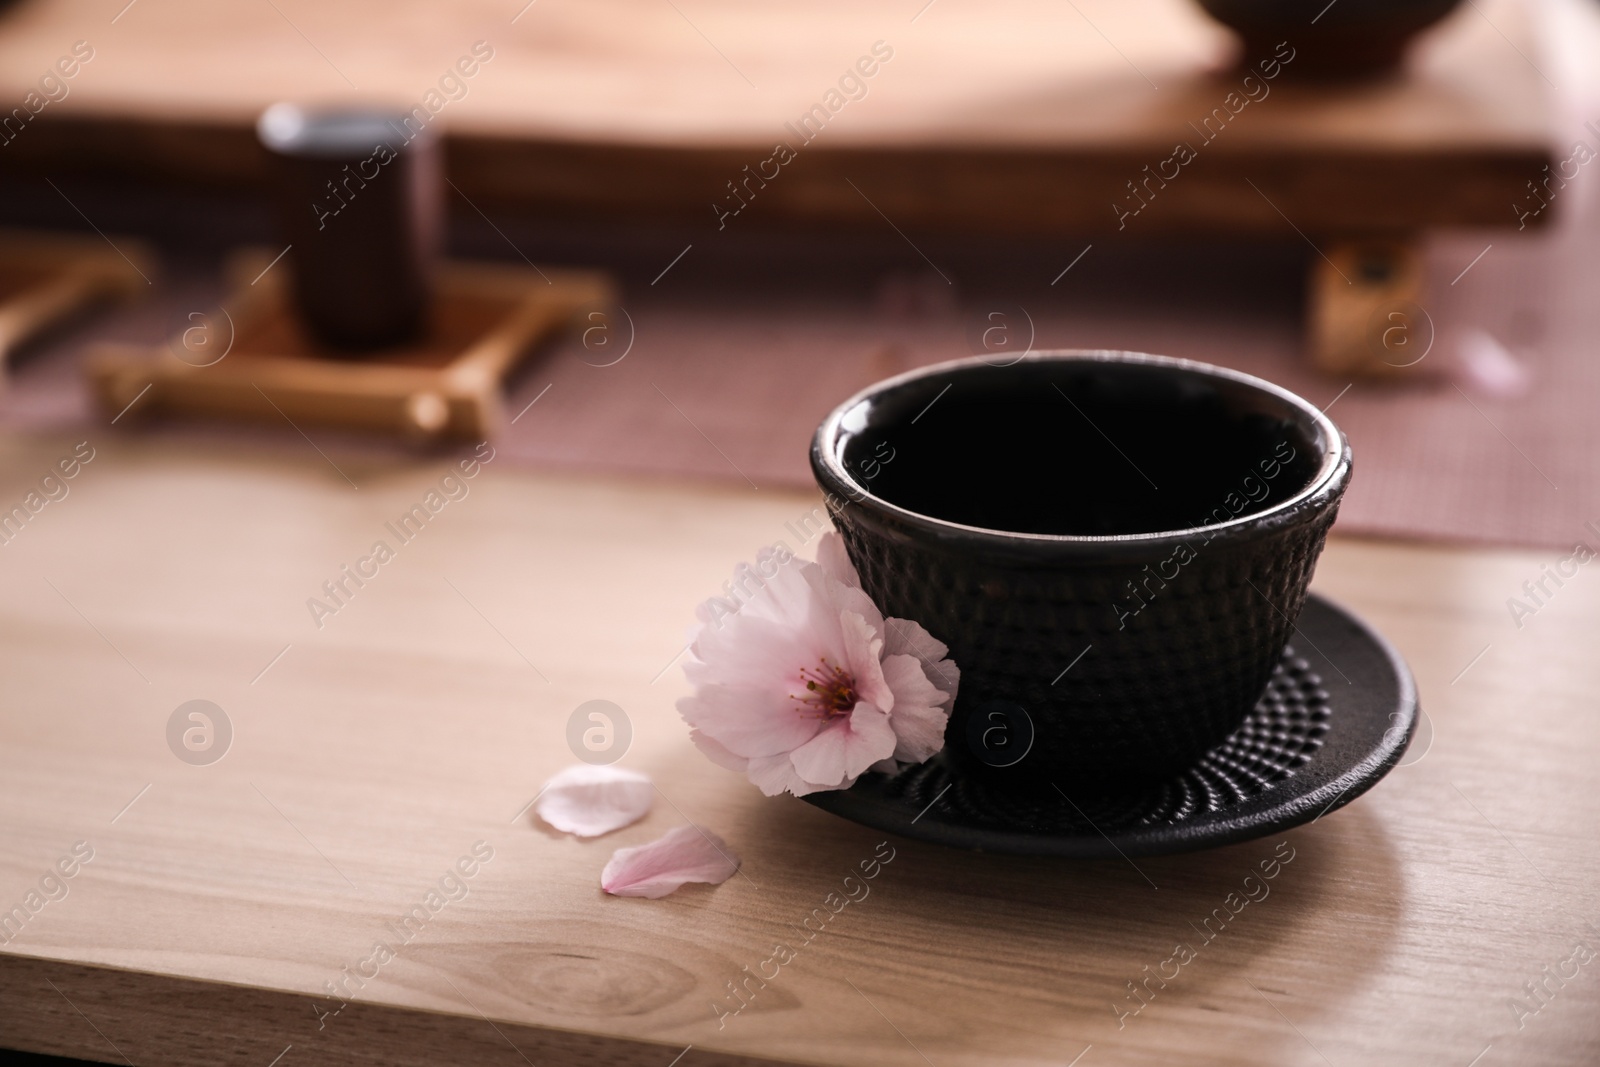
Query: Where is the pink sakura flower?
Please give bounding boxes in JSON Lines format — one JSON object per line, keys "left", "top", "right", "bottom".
{"left": 677, "top": 532, "right": 959, "bottom": 797}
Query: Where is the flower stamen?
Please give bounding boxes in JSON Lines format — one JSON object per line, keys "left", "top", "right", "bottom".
{"left": 794, "top": 658, "right": 858, "bottom": 719}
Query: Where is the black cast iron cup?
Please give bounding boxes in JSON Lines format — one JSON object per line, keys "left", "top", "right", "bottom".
{"left": 256, "top": 104, "right": 440, "bottom": 352}
{"left": 810, "top": 351, "right": 1352, "bottom": 792}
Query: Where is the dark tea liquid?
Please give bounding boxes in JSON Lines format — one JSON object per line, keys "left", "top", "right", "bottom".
{"left": 838, "top": 361, "right": 1323, "bottom": 536}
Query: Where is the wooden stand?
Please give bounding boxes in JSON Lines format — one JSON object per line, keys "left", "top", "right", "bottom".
{"left": 1308, "top": 238, "right": 1429, "bottom": 377}
{"left": 0, "top": 229, "right": 152, "bottom": 379}
{"left": 88, "top": 253, "right": 613, "bottom": 442}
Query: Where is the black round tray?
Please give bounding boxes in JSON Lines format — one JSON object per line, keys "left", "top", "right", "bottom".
{"left": 803, "top": 593, "right": 1417, "bottom": 857}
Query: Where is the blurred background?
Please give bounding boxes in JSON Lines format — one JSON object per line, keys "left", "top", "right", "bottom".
{"left": 0, "top": 0, "right": 1594, "bottom": 550}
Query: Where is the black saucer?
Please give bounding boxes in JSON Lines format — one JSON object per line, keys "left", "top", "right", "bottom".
{"left": 803, "top": 593, "right": 1417, "bottom": 857}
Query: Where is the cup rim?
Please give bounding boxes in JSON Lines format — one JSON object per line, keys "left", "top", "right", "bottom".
{"left": 811, "top": 349, "right": 1350, "bottom": 547}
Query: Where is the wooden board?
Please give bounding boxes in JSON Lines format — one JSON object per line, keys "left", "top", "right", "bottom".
{"left": 85, "top": 256, "right": 612, "bottom": 442}
{"left": 0, "top": 0, "right": 1556, "bottom": 235}
{"left": 1, "top": 433, "right": 1597, "bottom": 1066}
{"left": 0, "top": 229, "right": 150, "bottom": 376}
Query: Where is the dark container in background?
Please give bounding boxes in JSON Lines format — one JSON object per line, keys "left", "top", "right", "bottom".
{"left": 256, "top": 104, "right": 440, "bottom": 352}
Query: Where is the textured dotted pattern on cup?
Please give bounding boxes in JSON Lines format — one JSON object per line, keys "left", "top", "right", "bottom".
{"left": 831, "top": 509, "right": 1337, "bottom": 787}
{"left": 885, "top": 646, "right": 1333, "bottom": 835}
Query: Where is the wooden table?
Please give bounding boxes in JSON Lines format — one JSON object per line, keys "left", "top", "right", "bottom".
{"left": 1, "top": 432, "right": 1596, "bottom": 1066}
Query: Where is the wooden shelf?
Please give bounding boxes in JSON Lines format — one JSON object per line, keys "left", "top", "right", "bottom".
{"left": 0, "top": 0, "right": 1555, "bottom": 235}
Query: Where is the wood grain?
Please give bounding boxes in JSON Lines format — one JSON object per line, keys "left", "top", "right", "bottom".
{"left": 0, "top": 432, "right": 1597, "bottom": 1066}
{"left": 0, "top": 0, "right": 1556, "bottom": 234}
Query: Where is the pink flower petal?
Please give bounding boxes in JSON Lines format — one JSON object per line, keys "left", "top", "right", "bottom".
{"left": 746, "top": 752, "right": 814, "bottom": 797}
{"left": 601, "top": 825, "right": 741, "bottom": 898}
{"left": 687, "top": 612, "right": 836, "bottom": 695}
{"left": 688, "top": 729, "right": 748, "bottom": 773}
{"left": 687, "top": 544, "right": 854, "bottom": 659}
{"left": 802, "top": 559, "right": 885, "bottom": 638}
{"left": 710, "top": 551, "right": 815, "bottom": 633}
{"left": 883, "top": 618, "right": 960, "bottom": 699}
{"left": 1452, "top": 328, "right": 1532, "bottom": 398}
{"left": 789, "top": 703, "right": 897, "bottom": 787}
{"left": 815, "top": 532, "right": 861, "bottom": 588}
{"left": 838, "top": 610, "right": 893, "bottom": 713}
{"left": 879, "top": 654, "right": 953, "bottom": 763}
{"left": 535, "top": 765, "right": 654, "bottom": 838}
{"left": 678, "top": 681, "right": 822, "bottom": 758}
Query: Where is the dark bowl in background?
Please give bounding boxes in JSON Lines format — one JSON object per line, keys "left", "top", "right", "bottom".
{"left": 811, "top": 351, "right": 1352, "bottom": 793}
{"left": 1195, "top": 0, "right": 1464, "bottom": 75}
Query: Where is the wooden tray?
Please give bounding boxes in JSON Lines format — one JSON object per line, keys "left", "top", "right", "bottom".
{"left": 0, "top": 229, "right": 151, "bottom": 378}
{"left": 87, "top": 255, "right": 613, "bottom": 442}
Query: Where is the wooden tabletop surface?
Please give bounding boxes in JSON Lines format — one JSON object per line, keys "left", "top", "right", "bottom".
{"left": 0, "top": 0, "right": 1555, "bottom": 233}
{"left": 0, "top": 430, "right": 1596, "bottom": 1066}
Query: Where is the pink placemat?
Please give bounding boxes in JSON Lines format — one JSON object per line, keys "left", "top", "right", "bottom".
{"left": 483, "top": 218, "right": 1593, "bottom": 554}
{"left": 0, "top": 210, "right": 1592, "bottom": 552}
